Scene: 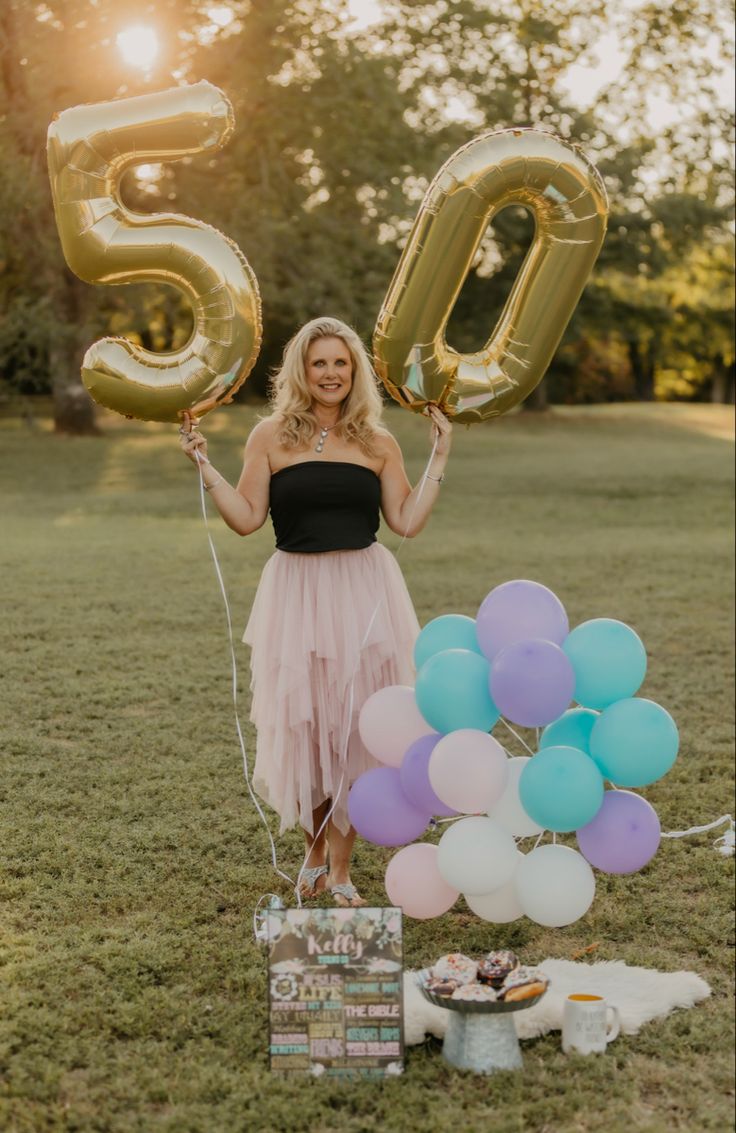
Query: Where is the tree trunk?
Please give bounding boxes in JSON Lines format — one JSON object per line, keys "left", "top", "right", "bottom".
{"left": 710, "top": 354, "right": 735, "bottom": 405}
{"left": 628, "top": 337, "right": 656, "bottom": 400}
{"left": 51, "top": 371, "right": 99, "bottom": 434}
{"left": 522, "top": 380, "right": 549, "bottom": 412}
{"left": 50, "top": 275, "right": 100, "bottom": 435}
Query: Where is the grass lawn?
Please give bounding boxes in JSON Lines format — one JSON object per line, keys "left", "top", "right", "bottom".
{"left": 1, "top": 401, "right": 733, "bottom": 1133}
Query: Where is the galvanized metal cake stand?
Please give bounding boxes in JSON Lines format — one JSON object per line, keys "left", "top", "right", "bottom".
{"left": 417, "top": 971, "right": 548, "bottom": 1075}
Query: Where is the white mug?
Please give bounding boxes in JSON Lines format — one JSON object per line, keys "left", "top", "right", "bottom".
{"left": 562, "top": 994, "right": 621, "bottom": 1055}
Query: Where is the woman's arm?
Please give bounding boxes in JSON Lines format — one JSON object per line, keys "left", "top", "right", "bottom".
{"left": 179, "top": 413, "right": 273, "bottom": 536}
{"left": 379, "top": 405, "right": 452, "bottom": 538}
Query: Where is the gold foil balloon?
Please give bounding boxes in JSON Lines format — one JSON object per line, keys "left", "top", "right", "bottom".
{"left": 373, "top": 129, "right": 608, "bottom": 423}
{"left": 47, "top": 81, "right": 262, "bottom": 423}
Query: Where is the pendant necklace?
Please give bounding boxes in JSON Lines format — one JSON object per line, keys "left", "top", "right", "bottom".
{"left": 315, "top": 421, "right": 339, "bottom": 454}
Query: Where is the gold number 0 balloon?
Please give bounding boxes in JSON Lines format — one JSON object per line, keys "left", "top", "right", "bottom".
{"left": 373, "top": 129, "right": 608, "bottom": 423}
{"left": 47, "top": 81, "right": 261, "bottom": 423}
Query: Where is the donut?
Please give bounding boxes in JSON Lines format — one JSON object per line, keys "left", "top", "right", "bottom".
{"left": 499, "top": 965, "right": 539, "bottom": 990}
{"left": 432, "top": 953, "right": 478, "bottom": 986}
{"left": 424, "top": 976, "right": 458, "bottom": 997}
{"left": 451, "top": 983, "right": 498, "bottom": 1002}
{"left": 500, "top": 980, "right": 547, "bottom": 1002}
{"left": 498, "top": 965, "right": 547, "bottom": 997}
{"left": 477, "top": 949, "right": 519, "bottom": 987}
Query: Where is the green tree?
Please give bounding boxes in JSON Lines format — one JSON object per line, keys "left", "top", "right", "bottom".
{"left": 0, "top": 0, "right": 423, "bottom": 419}
{"left": 377, "top": 0, "right": 735, "bottom": 404}
{"left": 0, "top": 0, "right": 733, "bottom": 428}
{"left": 176, "top": 0, "right": 424, "bottom": 395}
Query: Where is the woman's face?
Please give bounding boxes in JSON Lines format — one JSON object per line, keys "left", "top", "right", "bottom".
{"left": 305, "top": 336, "right": 353, "bottom": 411}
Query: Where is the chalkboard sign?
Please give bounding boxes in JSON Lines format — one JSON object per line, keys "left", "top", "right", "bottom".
{"left": 267, "top": 906, "right": 404, "bottom": 1078}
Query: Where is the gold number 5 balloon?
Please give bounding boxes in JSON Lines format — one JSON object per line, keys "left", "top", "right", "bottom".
{"left": 373, "top": 128, "right": 608, "bottom": 423}
{"left": 47, "top": 81, "right": 261, "bottom": 423}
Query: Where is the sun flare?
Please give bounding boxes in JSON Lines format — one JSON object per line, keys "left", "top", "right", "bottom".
{"left": 116, "top": 26, "right": 159, "bottom": 70}
{"left": 207, "top": 6, "right": 234, "bottom": 28}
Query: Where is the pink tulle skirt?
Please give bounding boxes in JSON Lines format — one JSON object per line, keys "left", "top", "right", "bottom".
{"left": 243, "top": 543, "right": 420, "bottom": 836}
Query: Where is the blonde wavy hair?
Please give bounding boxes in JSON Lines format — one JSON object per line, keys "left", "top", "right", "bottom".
{"left": 268, "top": 317, "right": 386, "bottom": 454}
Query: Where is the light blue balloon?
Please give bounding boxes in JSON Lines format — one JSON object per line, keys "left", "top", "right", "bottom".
{"left": 563, "top": 618, "right": 647, "bottom": 710}
{"left": 540, "top": 708, "right": 600, "bottom": 754}
{"left": 415, "top": 649, "right": 499, "bottom": 735}
{"left": 589, "top": 698, "right": 679, "bottom": 787}
{"left": 519, "top": 746, "right": 605, "bottom": 833}
{"left": 414, "top": 614, "right": 482, "bottom": 670}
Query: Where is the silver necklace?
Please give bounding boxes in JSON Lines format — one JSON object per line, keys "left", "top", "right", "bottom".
{"left": 314, "top": 421, "right": 339, "bottom": 454}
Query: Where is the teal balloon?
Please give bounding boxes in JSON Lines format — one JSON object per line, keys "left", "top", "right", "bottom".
{"left": 540, "top": 708, "right": 600, "bottom": 754}
{"left": 519, "top": 746, "right": 605, "bottom": 833}
{"left": 414, "top": 614, "right": 482, "bottom": 670}
{"left": 415, "top": 649, "right": 499, "bottom": 735}
{"left": 563, "top": 618, "right": 647, "bottom": 710}
{"left": 589, "top": 698, "right": 679, "bottom": 787}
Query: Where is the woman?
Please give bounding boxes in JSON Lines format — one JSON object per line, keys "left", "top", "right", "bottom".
{"left": 180, "top": 316, "right": 451, "bottom": 907}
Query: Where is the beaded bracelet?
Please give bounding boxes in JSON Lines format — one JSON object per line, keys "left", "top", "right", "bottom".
{"left": 204, "top": 476, "right": 225, "bottom": 492}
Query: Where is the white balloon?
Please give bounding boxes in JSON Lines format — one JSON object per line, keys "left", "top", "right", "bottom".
{"left": 428, "top": 729, "right": 508, "bottom": 813}
{"left": 488, "top": 755, "right": 543, "bottom": 838}
{"left": 515, "top": 844, "right": 595, "bottom": 927}
{"left": 437, "top": 816, "right": 518, "bottom": 896}
{"left": 464, "top": 851, "right": 525, "bottom": 923}
{"left": 358, "top": 685, "right": 434, "bottom": 767}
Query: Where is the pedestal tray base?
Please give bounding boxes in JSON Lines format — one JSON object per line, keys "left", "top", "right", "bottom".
{"left": 416, "top": 970, "right": 549, "bottom": 1075}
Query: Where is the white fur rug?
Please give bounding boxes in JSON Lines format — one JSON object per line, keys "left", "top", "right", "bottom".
{"left": 404, "top": 959, "right": 711, "bottom": 1045}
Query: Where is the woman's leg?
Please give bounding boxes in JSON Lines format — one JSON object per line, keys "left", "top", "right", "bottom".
{"left": 300, "top": 799, "right": 330, "bottom": 896}
{"left": 326, "top": 819, "right": 367, "bottom": 907}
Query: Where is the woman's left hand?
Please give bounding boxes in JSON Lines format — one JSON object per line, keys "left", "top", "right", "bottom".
{"left": 427, "top": 404, "right": 453, "bottom": 456}
{"left": 178, "top": 412, "right": 209, "bottom": 465}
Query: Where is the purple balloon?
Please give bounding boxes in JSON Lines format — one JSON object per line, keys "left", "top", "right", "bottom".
{"left": 490, "top": 638, "right": 575, "bottom": 727}
{"left": 399, "top": 734, "right": 457, "bottom": 818}
{"left": 348, "top": 767, "right": 431, "bottom": 847}
{"left": 476, "top": 580, "right": 569, "bottom": 662}
{"left": 576, "top": 790, "right": 661, "bottom": 874}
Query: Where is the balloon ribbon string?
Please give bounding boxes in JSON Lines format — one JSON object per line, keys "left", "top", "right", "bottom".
{"left": 497, "top": 717, "right": 536, "bottom": 756}
{"left": 193, "top": 454, "right": 295, "bottom": 895}
{"left": 661, "top": 813, "right": 734, "bottom": 856}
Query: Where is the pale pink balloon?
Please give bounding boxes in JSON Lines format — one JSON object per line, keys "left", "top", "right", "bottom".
{"left": 358, "top": 685, "right": 434, "bottom": 767}
{"left": 428, "top": 729, "right": 509, "bottom": 814}
{"left": 385, "top": 843, "right": 459, "bottom": 919}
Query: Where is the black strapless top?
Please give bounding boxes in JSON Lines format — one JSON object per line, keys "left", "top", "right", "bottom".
{"left": 269, "top": 461, "right": 381, "bottom": 553}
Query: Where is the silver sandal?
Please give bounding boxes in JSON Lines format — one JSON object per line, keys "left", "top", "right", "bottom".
{"left": 299, "top": 864, "right": 328, "bottom": 894}
{"left": 329, "top": 882, "right": 363, "bottom": 906}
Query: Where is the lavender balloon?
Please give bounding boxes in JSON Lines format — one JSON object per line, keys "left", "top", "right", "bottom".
{"left": 399, "top": 734, "right": 457, "bottom": 817}
{"left": 490, "top": 638, "right": 575, "bottom": 727}
{"left": 577, "top": 790, "right": 661, "bottom": 874}
{"left": 476, "top": 579, "right": 569, "bottom": 662}
{"left": 348, "top": 767, "right": 431, "bottom": 847}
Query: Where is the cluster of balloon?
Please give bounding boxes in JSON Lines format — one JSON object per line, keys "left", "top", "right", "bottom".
{"left": 349, "top": 580, "right": 679, "bottom": 928}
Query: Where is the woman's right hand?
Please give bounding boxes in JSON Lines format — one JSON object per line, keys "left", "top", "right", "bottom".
{"left": 178, "top": 411, "right": 209, "bottom": 465}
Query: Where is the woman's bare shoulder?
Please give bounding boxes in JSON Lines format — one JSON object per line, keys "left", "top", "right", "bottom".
{"left": 246, "top": 414, "right": 280, "bottom": 449}
{"left": 372, "top": 427, "right": 403, "bottom": 461}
